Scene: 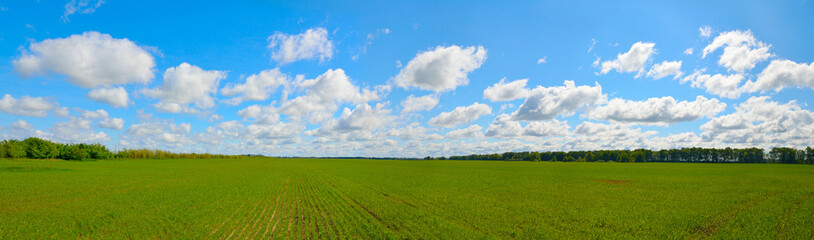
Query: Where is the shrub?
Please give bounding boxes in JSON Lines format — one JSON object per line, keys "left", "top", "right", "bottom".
{"left": 1, "top": 140, "right": 26, "bottom": 158}
{"left": 80, "top": 143, "right": 113, "bottom": 160}
{"left": 59, "top": 144, "right": 88, "bottom": 161}
{"left": 22, "top": 137, "right": 60, "bottom": 159}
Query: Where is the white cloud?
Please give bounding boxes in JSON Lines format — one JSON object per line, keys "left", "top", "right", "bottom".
{"left": 268, "top": 27, "right": 334, "bottom": 64}
{"left": 315, "top": 103, "right": 394, "bottom": 134}
{"left": 568, "top": 122, "right": 657, "bottom": 150}
{"left": 699, "top": 25, "right": 712, "bottom": 38}
{"left": 63, "top": 0, "right": 104, "bottom": 22}
{"left": 483, "top": 78, "right": 531, "bottom": 102}
{"left": 237, "top": 105, "right": 262, "bottom": 119}
{"left": 394, "top": 45, "right": 487, "bottom": 92}
{"left": 445, "top": 125, "right": 483, "bottom": 139}
{"left": 702, "top": 30, "right": 772, "bottom": 73}
{"left": 401, "top": 94, "right": 439, "bottom": 113}
{"left": 574, "top": 121, "right": 649, "bottom": 138}
{"left": 681, "top": 71, "right": 744, "bottom": 99}
{"left": 98, "top": 118, "right": 124, "bottom": 130}
{"left": 51, "top": 118, "right": 110, "bottom": 143}
{"left": 127, "top": 122, "right": 189, "bottom": 136}
{"left": 280, "top": 69, "right": 383, "bottom": 122}
{"left": 12, "top": 119, "right": 34, "bottom": 130}
{"left": 512, "top": 81, "right": 605, "bottom": 121}
{"left": 537, "top": 56, "right": 547, "bottom": 64}
{"left": 700, "top": 96, "right": 814, "bottom": 148}
{"left": 122, "top": 121, "right": 195, "bottom": 148}
{"left": 684, "top": 48, "right": 694, "bottom": 55}
{"left": 143, "top": 63, "right": 226, "bottom": 113}
{"left": 647, "top": 61, "right": 683, "bottom": 79}
{"left": 522, "top": 120, "right": 570, "bottom": 137}
{"left": 429, "top": 102, "right": 492, "bottom": 128}
{"left": 54, "top": 107, "right": 70, "bottom": 118}
{"left": 386, "top": 123, "right": 432, "bottom": 140}
{"left": 238, "top": 104, "right": 280, "bottom": 125}
{"left": 14, "top": 31, "right": 155, "bottom": 88}
{"left": 484, "top": 114, "right": 523, "bottom": 138}
{"left": 80, "top": 109, "right": 108, "bottom": 119}
{"left": 87, "top": 87, "right": 129, "bottom": 108}
{"left": 221, "top": 68, "right": 288, "bottom": 105}
{"left": 600, "top": 42, "right": 655, "bottom": 77}
{"left": 485, "top": 115, "right": 569, "bottom": 139}
{"left": 742, "top": 59, "right": 814, "bottom": 93}
{"left": 0, "top": 94, "right": 57, "bottom": 117}
{"left": 589, "top": 96, "right": 726, "bottom": 126}
{"left": 243, "top": 121, "right": 303, "bottom": 140}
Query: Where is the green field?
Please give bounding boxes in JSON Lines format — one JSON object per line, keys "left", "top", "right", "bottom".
{"left": 1, "top": 158, "right": 813, "bottom": 239}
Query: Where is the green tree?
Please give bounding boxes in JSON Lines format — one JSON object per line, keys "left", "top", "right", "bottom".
{"left": 59, "top": 144, "right": 88, "bottom": 161}
{"left": 584, "top": 152, "right": 595, "bottom": 162}
{"left": 617, "top": 152, "right": 629, "bottom": 162}
{"left": 2, "top": 140, "right": 26, "bottom": 158}
{"left": 22, "top": 137, "right": 59, "bottom": 159}
{"left": 631, "top": 151, "right": 645, "bottom": 162}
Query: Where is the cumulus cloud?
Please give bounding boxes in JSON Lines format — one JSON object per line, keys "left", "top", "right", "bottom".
{"left": 128, "top": 122, "right": 189, "bottom": 136}
{"left": 429, "top": 102, "right": 492, "bottom": 128}
{"left": 268, "top": 27, "right": 334, "bottom": 64}
{"left": 386, "top": 123, "right": 432, "bottom": 140}
{"left": 14, "top": 31, "right": 155, "bottom": 88}
{"left": 394, "top": 45, "right": 487, "bottom": 92}
{"left": 600, "top": 42, "right": 655, "bottom": 77}
{"left": 485, "top": 114, "right": 569, "bottom": 138}
{"left": 484, "top": 114, "right": 523, "bottom": 138}
{"left": 483, "top": 78, "right": 531, "bottom": 102}
{"left": 647, "top": 61, "right": 683, "bottom": 79}
{"left": 565, "top": 121, "right": 657, "bottom": 150}
{"left": 0, "top": 94, "right": 57, "bottom": 117}
{"left": 238, "top": 104, "right": 280, "bottom": 125}
{"left": 122, "top": 120, "right": 196, "bottom": 148}
{"left": 511, "top": 81, "right": 605, "bottom": 121}
{"left": 51, "top": 118, "right": 110, "bottom": 143}
{"left": 681, "top": 71, "right": 744, "bottom": 99}
{"left": 12, "top": 119, "right": 34, "bottom": 130}
{"left": 314, "top": 103, "right": 394, "bottom": 135}
{"left": 590, "top": 96, "right": 726, "bottom": 126}
{"left": 87, "top": 87, "right": 129, "bottom": 108}
{"left": 445, "top": 125, "right": 483, "bottom": 139}
{"left": 143, "top": 63, "right": 226, "bottom": 113}
{"left": 742, "top": 59, "right": 814, "bottom": 93}
{"left": 243, "top": 121, "right": 304, "bottom": 140}
{"left": 700, "top": 96, "right": 814, "bottom": 148}
{"left": 702, "top": 30, "right": 772, "bottom": 73}
{"left": 522, "top": 120, "right": 570, "bottom": 137}
{"left": 98, "top": 118, "right": 124, "bottom": 130}
{"left": 80, "top": 109, "right": 108, "bottom": 119}
{"left": 221, "top": 68, "right": 288, "bottom": 105}
{"left": 280, "top": 69, "right": 384, "bottom": 122}
{"left": 54, "top": 107, "right": 70, "bottom": 118}
{"left": 401, "top": 94, "right": 439, "bottom": 113}
{"left": 537, "top": 56, "right": 547, "bottom": 64}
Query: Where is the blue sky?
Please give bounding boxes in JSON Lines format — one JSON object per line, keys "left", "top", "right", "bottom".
{"left": 1, "top": 0, "right": 814, "bottom": 157}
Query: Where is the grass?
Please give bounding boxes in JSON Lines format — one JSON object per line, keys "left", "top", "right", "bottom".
{"left": 1, "top": 158, "right": 813, "bottom": 239}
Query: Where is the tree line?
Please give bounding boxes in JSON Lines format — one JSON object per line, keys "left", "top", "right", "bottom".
{"left": 427, "top": 147, "right": 814, "bottom": 164}
{"left": 0, "top": 137, "right": 243, "bottom": 160}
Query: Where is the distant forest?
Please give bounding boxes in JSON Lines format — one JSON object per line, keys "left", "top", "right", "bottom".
{"left": 3, "top": 137, "right": 814, "bottom": 164}
{"left": 427, "top": 147, "right": 814, "bottom": 164}
{"left": 0, "top": 137, "right": 241, "bottom": 160}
